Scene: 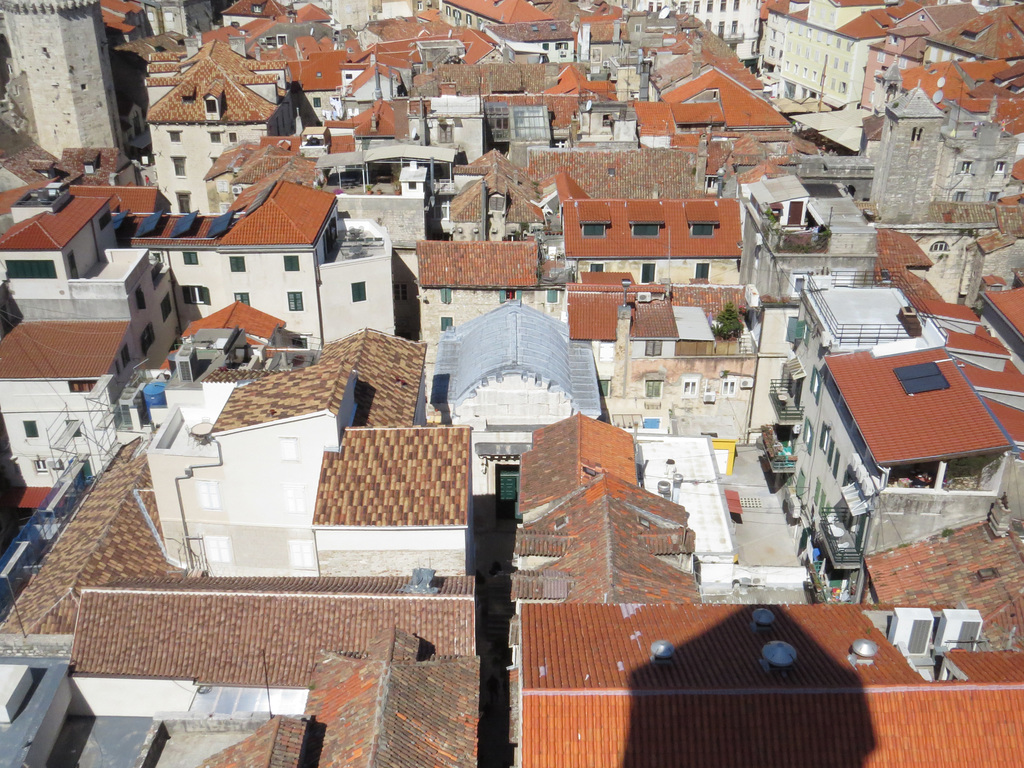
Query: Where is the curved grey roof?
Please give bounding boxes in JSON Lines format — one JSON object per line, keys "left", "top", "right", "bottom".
{"left": 432, "top": 302, "right": 600, "bottom": 416}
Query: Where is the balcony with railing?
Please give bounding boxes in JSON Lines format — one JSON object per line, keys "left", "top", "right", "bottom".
{"left": 818, "top": 505, "right": 865, "bottom": 568}
{"left": 769, "top": 379, "right": 803, "bottom": 424}
{"left": 760, "top": 425, "right": 796, "bottom": 473}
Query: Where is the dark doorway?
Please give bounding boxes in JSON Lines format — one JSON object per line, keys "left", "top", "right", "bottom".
{"left": 495, "top": 464, "right": 520, "bottom": 520}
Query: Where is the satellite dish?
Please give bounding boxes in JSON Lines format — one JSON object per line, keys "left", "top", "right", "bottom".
{"left": 584, "top": 99, "right": 593, "bottom": 112}
{"left": 936, "top": 76, "right": 946, "bottom": 88}
{"left": 933, "top": 89, "right": 944, "bottom": 104}
{"left": 659, "top": 6, "right": 671, "bottom": 18}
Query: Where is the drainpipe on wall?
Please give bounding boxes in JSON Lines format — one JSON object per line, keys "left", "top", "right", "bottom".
{"left": 173, "top": 436, "right": 223, "bottom": 571}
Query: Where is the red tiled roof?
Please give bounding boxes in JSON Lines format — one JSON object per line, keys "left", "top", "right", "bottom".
{"left": 0, "top": 197, "right": 108, "bottom": 250}
{"left": 944, "top": 649, "right": 1024, "bottom": 680}
{"left": 661, "top": 70, "right": 790, "bottom": 128}
{"left": 146, "top": 41, "right": 284, "bottom": 124}
{"left": 514, "top": 475, "right": 697, "bottom": 603}
{"left": 985, "top": 286, "right": 1024, "bottom": 334}
{"left": 313, "top": 426, "right": 471, "bottom": 527}
{"left": 927, "top": 4, "right": 1024, "bottom": 61}
{"left": 446, "top": 0, "right": 553, "bottom": 24}
{"left": 519, "top": 413, "right": 637, "bottom": 511}
{"left": 295, "top": 3, "right": 331, "bottom": 21}
{"left": 417, "top": 241, "right": 539, "bottom": 288}
{"left": 867, "top": 522, "right": 1024, "bottom": 648}
{"left": 578, "top": 271, "right": 631, "bottom": 284}
{"left": 875, "top": 228, "right": 933, "bottom": 269}
{"left": 670, "top": 284, "right": 747, "bottom": 316}
{"left": 71, "top": 580, "right": 476, "bottom": 686}
{"left": 826, "top": 349, "right": 1012, "bottom": 465}
{"left": 562, "top": 198, "right": 741, "bottom": 260}
{"left": 223, "top": 181, "right": 334, "bottom": 245}
{"left": 0, "top": 486, "right": 51, "bottom": 510}
{"left": 527, "top": 149, "right": 699, "bottom": 199}
{"left": 944, "top": 326, "right": 1009, "bottom": 357}
{"left": 631, "top": 299, "right": 678, "bottom": 339}
{"left": 199, "top": 717, "right": 308, "bottom": 768}
{"left": 223, "top": 0, "right": 288, "bottom": 17}
{"left": 69, "top": 185, "right": 165, "bottom": 213}
{"left": 982, "top": 397, "right": 1024, "bottom": 445}
{"left": 182, "top": 301, "right": 283, "bottom": 341}
{"left": 566, "top": 283, "right": 667, "bottom": 341}
{"left": 961, "top": 361, "right": 1024, "bottom": 393}
{"left": 0, "top": 321, "right": 128, "bottom": 379}
{"left": 837, "top": 1, "right": 921, "bottom": 40}
{"left": 290, "top": 50, "right": 354, "bottom": 91}
{"left": 918, "top": 299, "right": 979, "bottom": 323}
{"left": 0, "top": 444, "right": 176, "bottom": 635}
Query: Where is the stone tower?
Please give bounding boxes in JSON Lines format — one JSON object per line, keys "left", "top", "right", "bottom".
{"left": 870, "top": 88, "right": 945, "bottom": 225}
{"left": 1, "top": 0, "right": 119, "bottom": 155}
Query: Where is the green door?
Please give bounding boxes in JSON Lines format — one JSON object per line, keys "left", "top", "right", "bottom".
{"left": 496, "top": 464, "right": 520, "bottom": 520}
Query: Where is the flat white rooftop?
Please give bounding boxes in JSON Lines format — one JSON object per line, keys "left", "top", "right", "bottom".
{"left": 637, "top": 434, "right": 737, "bottom": 563}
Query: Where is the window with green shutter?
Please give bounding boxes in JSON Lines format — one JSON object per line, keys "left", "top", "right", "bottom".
{"left": 440, "top": 288, "right": 453, "bottom": 304}
{"left": 229, "top": 256, "right": 246, "bottom": 272}
{"left": 796, "top": 470, "right": 807, "bottom": 497}
{"left": 23, "top": 421, "right": 38, "bottom": 439}
{"left": 234, "top": 292, "right": 250, "bottom": 305}
{"left": 547, "top": 289, "right": 558, "bottom": 303}
{"left": 803, "top": 418, "right": 813, "bottom": 452}
{"left": 183, "top": 251, "right": 198, "bottom": 265}
{"left": 284, "top": 255, "right": 300, "bottom": 272}
{"left": 810, "top": 367, "right": 822, "bottom": 403}
{"left": 440, "top": 316, "right": 453, "bottom": 331}
{"left": 6, "top": 260, "right": 57, "bottom": 279}
{"left": 161, "top": 294, "right": 172, "bottom": 321}
{"left": 786, "top": 317, "right": 806, "bottom": 343}
{"left": 287, "top": 291, "right": 304, "bottom": 311}
{"left": 351, "top": 282, "right": 366, "bottom": 302}
{"left": 599, "top": 379, "right": 610, "bottom": 396}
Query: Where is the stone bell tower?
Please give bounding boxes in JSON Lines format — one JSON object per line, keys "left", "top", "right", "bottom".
{"left": 1, "top": 0, "right": 119, "bottom": 155}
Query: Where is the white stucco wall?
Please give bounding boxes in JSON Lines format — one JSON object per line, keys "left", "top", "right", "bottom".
{"left": 70, "top": 677, "right": 197, "bottom": 717}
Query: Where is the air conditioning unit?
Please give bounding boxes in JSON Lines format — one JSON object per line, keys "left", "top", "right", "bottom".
{"left": 739, "top": 377, "right": 754, "bottom": 389}
{"left": 148, "top": 251, "right": 163, "bottom": 265}
{"left": 888, "top": 607, "right": 934, "bottom": 657}
{"left": 703, "top": 391, "right": 717, "bottom": 404}
{"left": 231, "top": 184, "right": 244, "bottom": 195}
{"left": 935, "top": 608, "right": 983, "bottom": 653}
{"left": 792, "top": 422, "right": 802, "bottom": 435}
{"left": 175, "top": 343, "right": 199, "bottom": 383}
{"left": 636, "top": 292, "right": 653, "bottom": 303}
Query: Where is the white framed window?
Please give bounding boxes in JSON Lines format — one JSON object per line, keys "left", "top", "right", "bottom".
{"left": 288, "top": 540, "right": 316, "bottom": 570}
{"left": 682, "top": 378, "right": 700, "bottom": 397}
{"left": 217, "top": 179, "right": 229, "bottom": 193}
{"left": 930, "top": 241, "right": 949, "bottom": 252}
{"left": 283, "top": 484, "right": 306, "bottom": 515}
{"left": 721, "top": 379, "right": 738, "bottom": 397}
{"left": 279, "top": 437, "right": 300, "bottom": 462}
{"left": 996, "top": 161, "right": 1007, "bottom": 174}
{"left": 205, "top": 535, "right": 233, "bottom": 564}
{"left": 196, "top": 480, "right": 221, "bottom": 510}
{"left": 959, "top": 161, "right": 973, "bottom": 175}
{"left": 599, "top": 342, "right": 615, "bottom": 362}
{"left": 33, "top": 458, "right": 47, "bottom": 473}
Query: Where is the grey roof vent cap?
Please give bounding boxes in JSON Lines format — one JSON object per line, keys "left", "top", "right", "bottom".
{"left": 650, "top": 640, "right": 674, "bottom": 663}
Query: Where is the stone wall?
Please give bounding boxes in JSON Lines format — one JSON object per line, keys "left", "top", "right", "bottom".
{"left": 337, "top": 195, "right": 425, "bottom": 248}
{"left": 317, "top": 548, "right": 466, "bottom": 576}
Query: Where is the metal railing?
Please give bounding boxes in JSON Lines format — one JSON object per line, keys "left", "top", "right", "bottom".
{"left": 769, "top": 379, "right": 803, "bottom": 424}
{"left": 768, "top": 227, "right": 830, "bottom": 254}
{"left": 818, "top": 505, "right": 864, "bottom": 567}
{"left": 805, "top": 291, "right": 906, "bottom": 348}
{"left": 759, "top": 429, "right": 796, "bottom": 473}
{"left": 0, "top": 460, "right": 90, "bottom": 627}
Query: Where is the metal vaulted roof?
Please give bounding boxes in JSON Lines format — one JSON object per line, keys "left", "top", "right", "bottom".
{"left": 432, "top": 302, "right": 600, "bottom": 416}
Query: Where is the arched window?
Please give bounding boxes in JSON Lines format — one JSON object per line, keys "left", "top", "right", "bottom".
{"left": 930, "top": 241, "right": 950, "bottom": 252}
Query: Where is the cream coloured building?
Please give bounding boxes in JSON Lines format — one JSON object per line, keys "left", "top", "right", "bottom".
{"left": 146, "top": 40, "right": 294, "bottom": 214}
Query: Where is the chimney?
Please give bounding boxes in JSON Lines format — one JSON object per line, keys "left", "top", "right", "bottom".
{"left": 185, "top": 36, "right": 200, "bottom": 58}
{"left": 611, "top": 303, "right": 632, "bottom": 398}
{"left": 373, "top": 66, "right": 383, "bottom": 102}
{"left": 480, "top": 178, "right": 488, "bottom": 240}
{"left": 692, "top": 38, "right": 703, "bottom": 80}
{"left": 228, "top": 35, "right": 246, "bottom": 58}
{"left": 613, "top": 19, "right": 621, "bottom": 43}
{"left": 898, "top": 305, "right": 922, "bottom": 337}
{"left": 370, "top": 108, "right": 378, "bottom": 133}
{"left": 440, "top": 81, "right": 458, "bottom": 96}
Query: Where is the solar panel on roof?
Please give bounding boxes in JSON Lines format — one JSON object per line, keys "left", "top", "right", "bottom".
{"left": 110, "top": 210, "right": 129, "bottom": 230}
{"left": 894, "top": 361, "right": 950, "bottom": 395}
{"left": 206, "top": 210, "right": 234, "bottom": 239}
{"left": 169, "top": 210, "right": 198, "bottom": 238}
{"left": 134, "top": 210, "right": 163, "bottom": 238}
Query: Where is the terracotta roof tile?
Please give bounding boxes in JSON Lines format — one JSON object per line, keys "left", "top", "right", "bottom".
{"left": 107, "top": 573, "right": 475, "bottom": 594}
{"left": 566, "top": 283, "right": 668, "bottom": 341}
{"left": 70, "top": 580, "right": 476, "bottom": 686}
{"left": 68, "top": 185, "right": 167, "bottom": 213}
{"left": 223, "top": 0, "right": 288, "bottom": 18}
{"left": 985, "top": 286, "right": 1024, "bottom": 334}
{"left": 0, "top": 321, "right": 129, "bottom": 379}
{"left": 417, "top": 241, "right": 539, "bottom": 288}
{"left": 867, "top": 522, "right": 1024, "bottom": 649}
{"left": 631, "top": 300, "right": 679, "bottom": 339}
{"left": 307, "top": 634, "right": 479, "bottom": 768}
{"left": 826, "top": 349, "right": 1012, "bottom": 464}
{"left": 314, "top": 426, "right": 471, "bottom": 527}
{"left": 927, "top": 4, "right": 1024, "bottom": 61}
{"left": 670, "top": 283, "right": 747, "bottom": 316}
{"left": 661, "top": 70, "right": 789, "bottom": 128}
{"left": 1, "top": 443, "right": 176, "bottom": 635}
{"left": 519, "top": 413, "right": 637, "bottom": 511}
{"left": 445, "top": 0, "right": 552, "bottom": 24}
{"left": 875, "top": 228, "right": 933, "bottom": 269}
{"left": 944, "top": 649, "right": 1024, "bottom": 680}
{"left": 944, "top": 326, "right": 1009, "bottom": 357}
{"left": 926, "top": 201, "right": 998, "bottom": 225}
{"left": 563, "top": 198, "right": 742, "bottom": 260}
{"left": 57, "top": 148, "right": 131, "bottom": 185}
{"left": 963, "top": 361, "right": 1024, "bottom": 393}
{"left": 416, "top": 62, "right": 572, "bottom": 96}
{"left": 221, "top": 181, "right": 334, "bottom": 246}
{"left": 200, "top": 716, "right": 309, "bottom": 768}
{"left": 147, "top": 41, "right": 284, "bottom": 124}
{"left": 182, "top": 301, "right": 284, "bottom": 341}
{"left": 215, "top": 329, "right": 425, "bottom": 432}
{"left": 917, "top": 298, "right": 978, "bottom": 322}
{"left": 0, "top": 196, "right": 108, "bottom": 250}
{"left": 527, "top": 149, "right": 699, "bottom": 199}
{"left": 513, "top": 475, "right": 698, "bottom": 603}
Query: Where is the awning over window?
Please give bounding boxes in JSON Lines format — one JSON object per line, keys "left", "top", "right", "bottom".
{"left": 784, "top": 355, "right": 807, "bottom": 380}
